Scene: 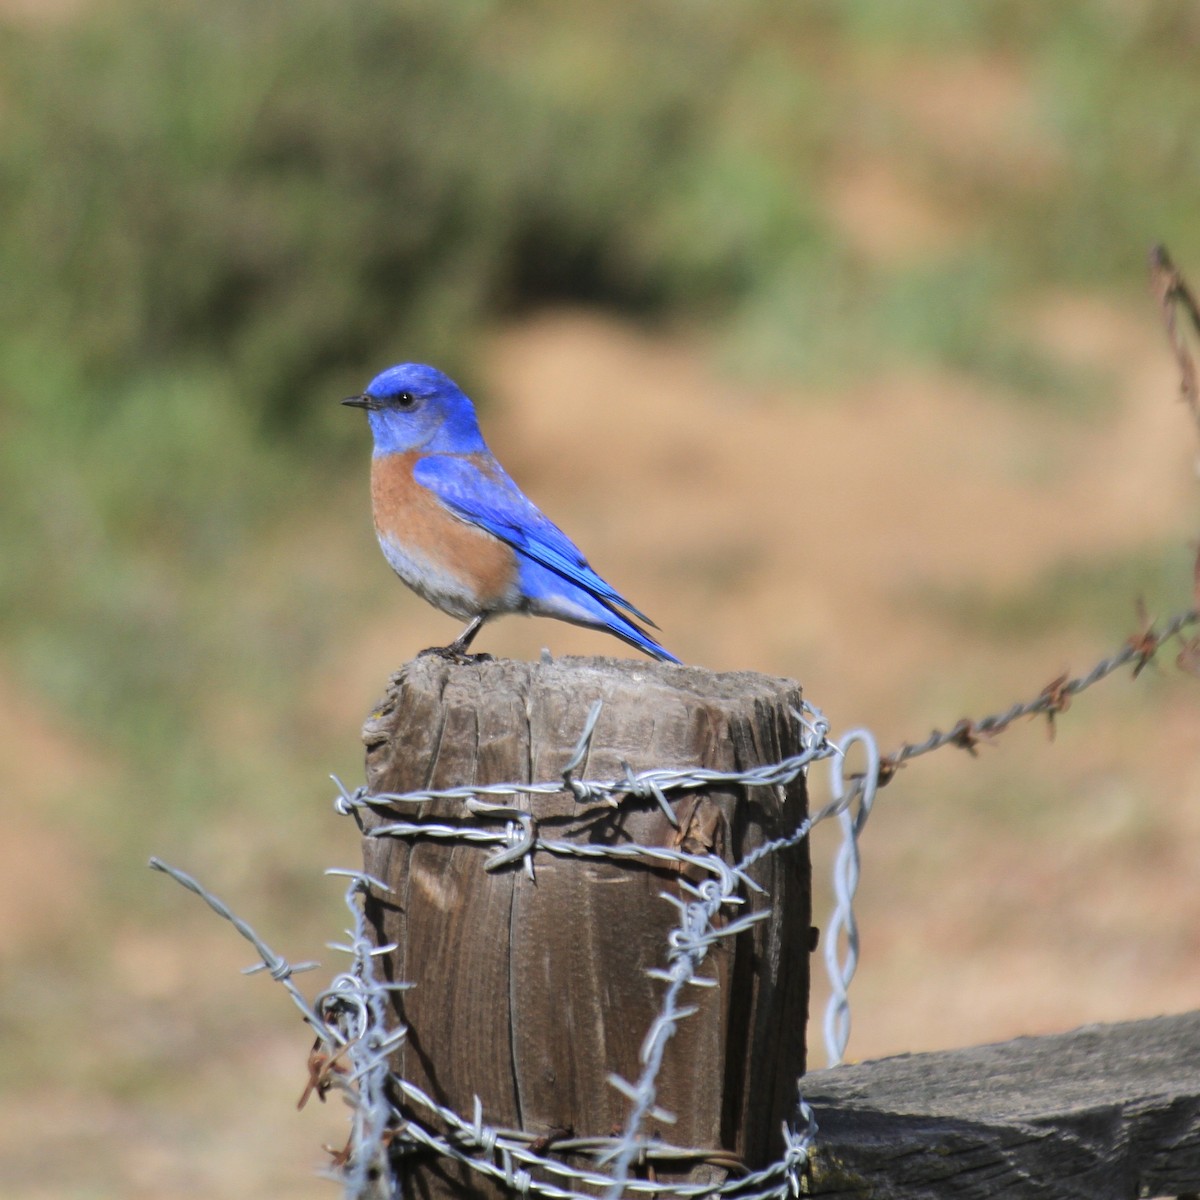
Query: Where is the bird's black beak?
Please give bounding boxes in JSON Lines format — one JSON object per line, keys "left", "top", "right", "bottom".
{"left": 341, "top": 393, "right": 380, "bottom": 411}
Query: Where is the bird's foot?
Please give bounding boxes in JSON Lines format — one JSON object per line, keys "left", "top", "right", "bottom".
{"left": 417, "top": 644, "right": 494, "bottom": 665}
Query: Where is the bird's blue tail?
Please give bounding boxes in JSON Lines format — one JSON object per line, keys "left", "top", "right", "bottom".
{"left": 593, "top": 608, "right": 680, "bottom": 663}
{"left": 517, "top": 558, "right": 679, "bottom": 663}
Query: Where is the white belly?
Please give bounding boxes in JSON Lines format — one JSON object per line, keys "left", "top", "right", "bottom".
{"left": 377, "top": 531, "right": 520, "bottom": 620}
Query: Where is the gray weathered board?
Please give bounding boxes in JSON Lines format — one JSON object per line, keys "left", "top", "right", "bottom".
{"left": 356, "top": 655, "right": 812, "bottom": 1196}
{"left": 802, "top": 1008, "right": 1200, "bottom": 1199}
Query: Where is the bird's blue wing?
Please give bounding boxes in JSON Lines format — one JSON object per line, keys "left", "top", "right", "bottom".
{"left": 413, "top": 453, "right": 657, "bottom": 627}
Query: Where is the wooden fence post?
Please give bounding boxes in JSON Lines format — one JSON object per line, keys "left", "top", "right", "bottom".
{"left": 356, "top": 655, "right": 811, "bottom": 1196}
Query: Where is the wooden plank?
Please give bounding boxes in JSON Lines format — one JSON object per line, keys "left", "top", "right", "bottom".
{"left": 803, "top": 1009, "right": 1200, "bottom": 1199}
{"left": 356, "top": 655, "right": 811, "bottom": 1197}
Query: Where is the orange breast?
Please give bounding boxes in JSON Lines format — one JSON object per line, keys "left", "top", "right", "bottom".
{"left": 370, "top": 451, "right": 517, "bottom": 614}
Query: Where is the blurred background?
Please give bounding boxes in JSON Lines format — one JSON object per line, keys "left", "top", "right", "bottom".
{"left": 3, "top": 1, "right": 1199, "bottom": 1195}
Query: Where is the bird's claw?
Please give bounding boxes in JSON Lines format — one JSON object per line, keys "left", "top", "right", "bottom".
{"left": 417, "top": 644, "right": 495, "bottom": 665}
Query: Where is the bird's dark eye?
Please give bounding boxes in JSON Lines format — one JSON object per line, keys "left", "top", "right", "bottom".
{"left": 394, "top": 391, "right": 417, "bottom": 409}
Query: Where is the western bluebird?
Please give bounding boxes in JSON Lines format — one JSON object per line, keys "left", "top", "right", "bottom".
{"left": 342, "top": 363, "right": 679, "bottom": 663}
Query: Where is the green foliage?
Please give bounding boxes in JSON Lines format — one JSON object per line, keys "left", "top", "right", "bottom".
{"left": 925, "top": 541, "right": 1197, "bottom": 642}
{"left": 6, "top": 1, "right": 1197, "bottom": 429}
{"left": 2, "top": 0, "right": 1199, "bottom": 832}
{"left": 0, "top": 0, "right": 753, "bottom": 820}
{"left": 0, "top": 0, "right": 750, "bottom": 425}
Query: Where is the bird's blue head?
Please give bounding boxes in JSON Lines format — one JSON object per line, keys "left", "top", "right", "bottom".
{"left": 342, "top": 363, "right": 487, "bottom": 456}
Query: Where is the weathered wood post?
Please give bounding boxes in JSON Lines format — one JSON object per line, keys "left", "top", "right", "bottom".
{"left": 356, "top": 655, "right": 811, "bottom": 1196}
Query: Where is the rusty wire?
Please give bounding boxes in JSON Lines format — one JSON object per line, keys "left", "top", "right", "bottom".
{"left": 874, "top": 604, "right": 1199, "bottom": 788}
{"left": 1151, "top": 242, "right": 1200, "bottom": 436}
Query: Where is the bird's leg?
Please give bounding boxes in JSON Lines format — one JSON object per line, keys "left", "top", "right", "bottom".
{"left": 451, "top": 615, "right": 486, "bottom": 653}
{"left": 418, "top": 615, "right": 493, "bottom": 663}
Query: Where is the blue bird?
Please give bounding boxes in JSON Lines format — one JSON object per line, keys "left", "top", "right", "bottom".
{"left": 343, "top": 363, "right": 679, "bottom": 663}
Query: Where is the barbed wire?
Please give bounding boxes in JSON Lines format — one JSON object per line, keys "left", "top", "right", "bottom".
{"left": 150, "top": 853, "right": 822, "bottom": 1200}
{"left": 873, "top": 605, "right": 1199, "bottom": 786}
{"left": 1151, "top": 242, "right": 1200, "bottom": 437}
{"left": 150, "top": 857, "right": 405, "bottom": 1196}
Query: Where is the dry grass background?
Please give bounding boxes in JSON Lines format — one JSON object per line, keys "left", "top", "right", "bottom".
{"left": 3, "top": 11, "right": 1200, "bottom": 1198}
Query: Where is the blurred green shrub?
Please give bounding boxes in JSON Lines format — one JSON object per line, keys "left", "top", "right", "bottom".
{"left": 0, "top": 0, "right": 760, "bottom": 426}
{"left": 5, "top": 0, "right": 1199, "bottom": 433}
{"left": 2, "top": 0, "right": 1200, "bottom": 822}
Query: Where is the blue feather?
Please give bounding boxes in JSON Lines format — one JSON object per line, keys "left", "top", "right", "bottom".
{"left": 413, "top": 454, "right": 678, "bottom": 662}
